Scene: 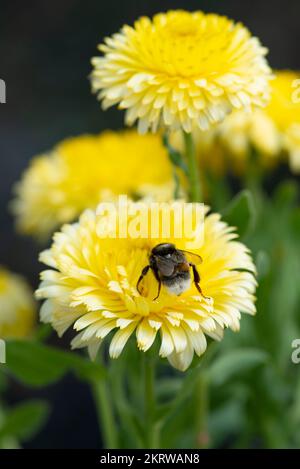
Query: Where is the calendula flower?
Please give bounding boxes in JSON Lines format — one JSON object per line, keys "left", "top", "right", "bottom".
{"left": 36, "top": 201, "right": 256, "bottom": 371}
{"left": 12, "top": 130, "right": 175, "bottom": 240}
{"left": 215, "top": 110, "right": 280, "bottom": 162}
{"left": 198, "top": 71, "right": 300, "bottom": 174}
{"left": 91, "top": 10, "right": 271, "bottom": 133}
{"left": 0, "top": 267, "right": 36, "bottom": 338}
{"left": 196, "top": 110, "right": 280, "bottom": 176}
{"left": 267, "top": 71, "right": 300, "bottom": 172}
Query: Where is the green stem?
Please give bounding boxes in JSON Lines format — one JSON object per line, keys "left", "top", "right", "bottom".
{"left": 173, "top": 169, "right": 181, "bottom": 200}
{"left": 92, "top": 378, "right": 118, "bottom": 449}
{"left": 183, "top": 131, "right": 202, "bottom": 202}
{"left": 194, "top": 373, "right": 209, "bottom": 448}
{"left": 244, "top": 146, "right": 264, "bottom": 197}
{"left": 143, "top": 354, "right": 158, "bottom": 448}
{"left": 162, "top": 133, "right": 187, "bottom": 199}
{"left": 110, "top": 358, "right": 144, "bottom": 448}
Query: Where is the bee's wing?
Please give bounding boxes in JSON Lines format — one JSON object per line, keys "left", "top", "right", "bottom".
{"left": 156, "top": 257, "right": 176, "bottom": 276}
{"left": 179, "top": 250, "right": 203, "bottom": 265}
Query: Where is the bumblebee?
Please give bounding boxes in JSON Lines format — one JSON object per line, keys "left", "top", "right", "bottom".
{"left": 137, "top": 243, "right": 208, "bottom": 300}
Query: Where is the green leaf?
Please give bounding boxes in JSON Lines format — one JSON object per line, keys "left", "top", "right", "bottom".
{"left": 274, "top": 180, "right": 299, "bottom": 210}
{"left": 208, "top": 400, "right": 246, "bottom": 447}
{"left": 5, "top": 340, "right": 106, "bottom": 387}
{"left": 156, "top": 378, "right": 182, "bottom": 399}
{"left": 0, "top": 400, "right": 49, "bottom": 442}
{"left": 290, "top": 207, "right": 300, "bottom": 238}
{"left": 222, "top": 190, "right": 256, "bottom": 239}
{"left": 0, "top": 370, "right": 8, "bottom": 393}
{"left": 155, "top": 403, "right": 173, "bottom": 424}
{"left": 33, "top": 323, "right": 53, "bottom": 342}
{"left": 208, "top": 348, "right": 268, "bottom": 386}
{"left": 0, "top": 436, "right": 20, "bottom": 449}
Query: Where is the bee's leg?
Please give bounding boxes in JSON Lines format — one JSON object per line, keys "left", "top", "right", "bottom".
{"left": 153, "top": 279, "right": 162, "bottom": 301}
{"left": 190, "top": 263, "right": 211, "bottom": 301}
{"left": 152, "top": 267, "right": 162, "bottom": 301}
{"left": 136, "top": 265, "right": 150, "bottom": 295}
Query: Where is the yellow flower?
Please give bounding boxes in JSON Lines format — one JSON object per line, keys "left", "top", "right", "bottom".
{"left": 91, "top": 10, "right": 271, "bottom": 133}
{"left": 285, "top": 124, "right": 300, "bottom": 172}
{"left": 267, "top": 70, "right": 300, "bottom": 172}
{"left": 12, "top": 130, "right": 175, "bottom": 240}
{"left": 36, "top": 201, "right": 256, "bottom": 371}
{"left": 198, "top": 109, "right": 280, "bottom": 176}
{"left": 198, "top": 71, "right": 300, "bottom": 174}
{"left": 0, "top": 267, "right": 36, "bottom": 339}
{"left": 216, "top": 110, "right": 280, "bottom": 160}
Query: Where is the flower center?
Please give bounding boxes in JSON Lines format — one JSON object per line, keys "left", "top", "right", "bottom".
{"left": 138, "top": 22, "right": 231, "bottom": 79}
{"left": 166, "top": 19, "right": 198, "bottom": 38}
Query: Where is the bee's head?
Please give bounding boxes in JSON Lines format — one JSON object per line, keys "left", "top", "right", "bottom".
{"left": 151, "top": 243, "right": 176, "bottom": 257}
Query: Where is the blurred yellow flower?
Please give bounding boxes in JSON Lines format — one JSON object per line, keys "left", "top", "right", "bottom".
{"left": 0, "top": 267, "right": 36, "bottom": 339}
{"left": 12, "top": 130, "right": 175, "bottom": 240}
{"left": 268, "top": 71, "right": 300, "bottom": 172}
{"left": 285, "top": 124, "right": 300, "bottom": 172}
{"left": 91, "top": 10, "right": 271, "bottom": 133}
{"left": 36, "top": 201, "right": 256, "bottom": 371}
{"left": 196, "top": 110, "right": 280, "bottom": 176}
{"left": 199, "top": 71, "right": 300, "bottom": 174}
{"left": 215, "top": 110, "right": 280, "bottom": 161}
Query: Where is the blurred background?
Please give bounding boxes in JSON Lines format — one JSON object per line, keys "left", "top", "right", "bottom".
{"left": 1, "top": 0, "right": 300, "bottom": 448}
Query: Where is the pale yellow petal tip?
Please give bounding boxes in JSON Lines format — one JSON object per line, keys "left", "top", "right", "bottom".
{"left": 137, "top": 342, "right": 149, "bottom": 353}
{"left": 88, "top": 342, "right": 102, "bottom": 361}
{"left": 35, "top": 289, "right": 42, "bottom": 299}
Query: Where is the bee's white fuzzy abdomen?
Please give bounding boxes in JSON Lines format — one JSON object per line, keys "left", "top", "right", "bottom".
{"left": 166, "top": 277, "right": 191, "bottom": 296}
